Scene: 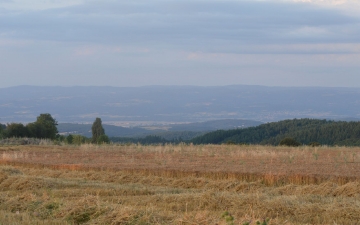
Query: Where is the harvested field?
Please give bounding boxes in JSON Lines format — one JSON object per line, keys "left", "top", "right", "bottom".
{"left": 1, "top": 144, "right": 360, "bottom": 224}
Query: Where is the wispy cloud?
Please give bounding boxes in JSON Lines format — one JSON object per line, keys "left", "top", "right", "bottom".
{"left": 2, "top": 1, "right": 359, "bottom": 47}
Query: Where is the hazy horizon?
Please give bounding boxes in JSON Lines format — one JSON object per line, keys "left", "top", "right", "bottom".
{"left": 1, "top": 85, "right": 360, "bottom": 124}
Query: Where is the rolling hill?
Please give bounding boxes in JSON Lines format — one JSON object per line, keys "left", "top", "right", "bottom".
{"left": 190, "top": 119, "right": 360, "bottom": 146}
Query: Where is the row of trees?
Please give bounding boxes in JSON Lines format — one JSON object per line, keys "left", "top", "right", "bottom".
{"left": 0, "top": 114, "right": 58, "bottom": 139}
{"left": 0, "top": 114, "right": 110, "bottom": 144}
{"left": 4, "top": 116, "right": 359, "bottom": 146}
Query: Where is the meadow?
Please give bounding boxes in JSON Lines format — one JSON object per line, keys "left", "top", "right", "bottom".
{"left": 1, "top": 144, "right": 360, "bottom": 224}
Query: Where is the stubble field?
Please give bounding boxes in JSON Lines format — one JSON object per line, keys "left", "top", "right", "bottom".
{"left": 1, "top": 144, "right": 360, "bottom": 224}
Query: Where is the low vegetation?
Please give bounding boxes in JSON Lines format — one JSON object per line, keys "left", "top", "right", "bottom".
{"left": 1, "top": 144, "right": 360, "bottom": 224}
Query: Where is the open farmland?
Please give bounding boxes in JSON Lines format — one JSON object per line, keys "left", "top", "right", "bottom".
{"left": 1, "top": 144, "right": 360, "bottom": 224}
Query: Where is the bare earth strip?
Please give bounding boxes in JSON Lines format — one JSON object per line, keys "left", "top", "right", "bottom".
{"left": 1, "top": 144, "right": 360, "bottom": 224}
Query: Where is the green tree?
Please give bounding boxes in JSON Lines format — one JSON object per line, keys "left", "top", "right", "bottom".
{"left": 56, "top": 134, "right": 66, "bottom": 142}
{"left": 91, "top": 118, "right": 105, "bottom": 143}
{"left": 27, "top": 113, "right": 58, "bottom": 139}
{"left": 3, "top": 123, "right": 28, "bottom": 138}
{"left": 66, "top": 134, "right": 74, "bottom": 144}
{"left": 0, "top": 123, "right": 5, "bottom": 139}
{"left": 26, "top": 122, "right": 40, "bottom": 138}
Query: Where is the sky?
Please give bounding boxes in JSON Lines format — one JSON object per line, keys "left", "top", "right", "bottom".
{"left": 1, "top": 0, "right": 360, "bottom": 88}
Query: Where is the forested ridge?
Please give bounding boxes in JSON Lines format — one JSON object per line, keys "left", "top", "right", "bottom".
{"left": 190, "top": 119, "right": 360, "bottom": 146}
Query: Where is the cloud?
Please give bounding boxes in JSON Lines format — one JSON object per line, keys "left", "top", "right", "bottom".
{"left": 1, "top": 0, "right": 359, "bottom": 49}
{"left": 1, "top": 0, "right": 360, "bottom": 88}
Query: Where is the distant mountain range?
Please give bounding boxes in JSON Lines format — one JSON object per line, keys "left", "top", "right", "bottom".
{"left": 1, "top": 85, "right": 360, "bottom": 124}
{"left": 57, "top": 119, "right": 262, "bottom": 140}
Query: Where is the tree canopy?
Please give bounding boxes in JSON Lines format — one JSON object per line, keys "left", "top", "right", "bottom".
{"left": 4, "top": 123, "right": 28, "bottom": 138}
{"left": 27, "top": 113, "right": 58, "bottom": 139}
{"left": 0, "top": 113, "right": 58, "bottom": 140}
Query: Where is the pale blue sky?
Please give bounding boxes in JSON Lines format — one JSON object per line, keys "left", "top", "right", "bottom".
{"left": 1, "top": 0, "right": 360, "bottom": 87}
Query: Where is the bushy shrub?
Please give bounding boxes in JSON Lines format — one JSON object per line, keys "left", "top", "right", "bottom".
{"left": 279, "top": 137, "right": 301, "bottom": 147}
{"left": 97, "top": 135, "right": 110, "bottom": 144}
{"left": 66, "top": 134, "right": 74, "bottom": 144}
{"left": 72, "top": 135, "right": 88, "bottom": 145}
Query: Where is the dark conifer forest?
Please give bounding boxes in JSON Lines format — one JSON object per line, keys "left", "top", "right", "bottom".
{"left": 190, "top": 119, "right": 360, "bottom": 146}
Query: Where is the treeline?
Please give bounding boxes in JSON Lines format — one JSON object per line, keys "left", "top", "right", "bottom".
{"left": 0, "top": 114, "right": 110, "bottom": 145}
{"left": 0, "top": 114, "right": 170, "bottom": 145}
{"left": 0, "top": 114, "right": 58, "bottom": 139}
{"left": 3, "top": 116, "right": 360, "bottom": 146}
{"left": 190, "top": 119, "right": 360, "bottom": 146}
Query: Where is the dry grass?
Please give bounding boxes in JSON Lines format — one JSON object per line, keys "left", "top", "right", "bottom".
{"left": 1, "top": 144, "right": 360, "bottom": 224}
